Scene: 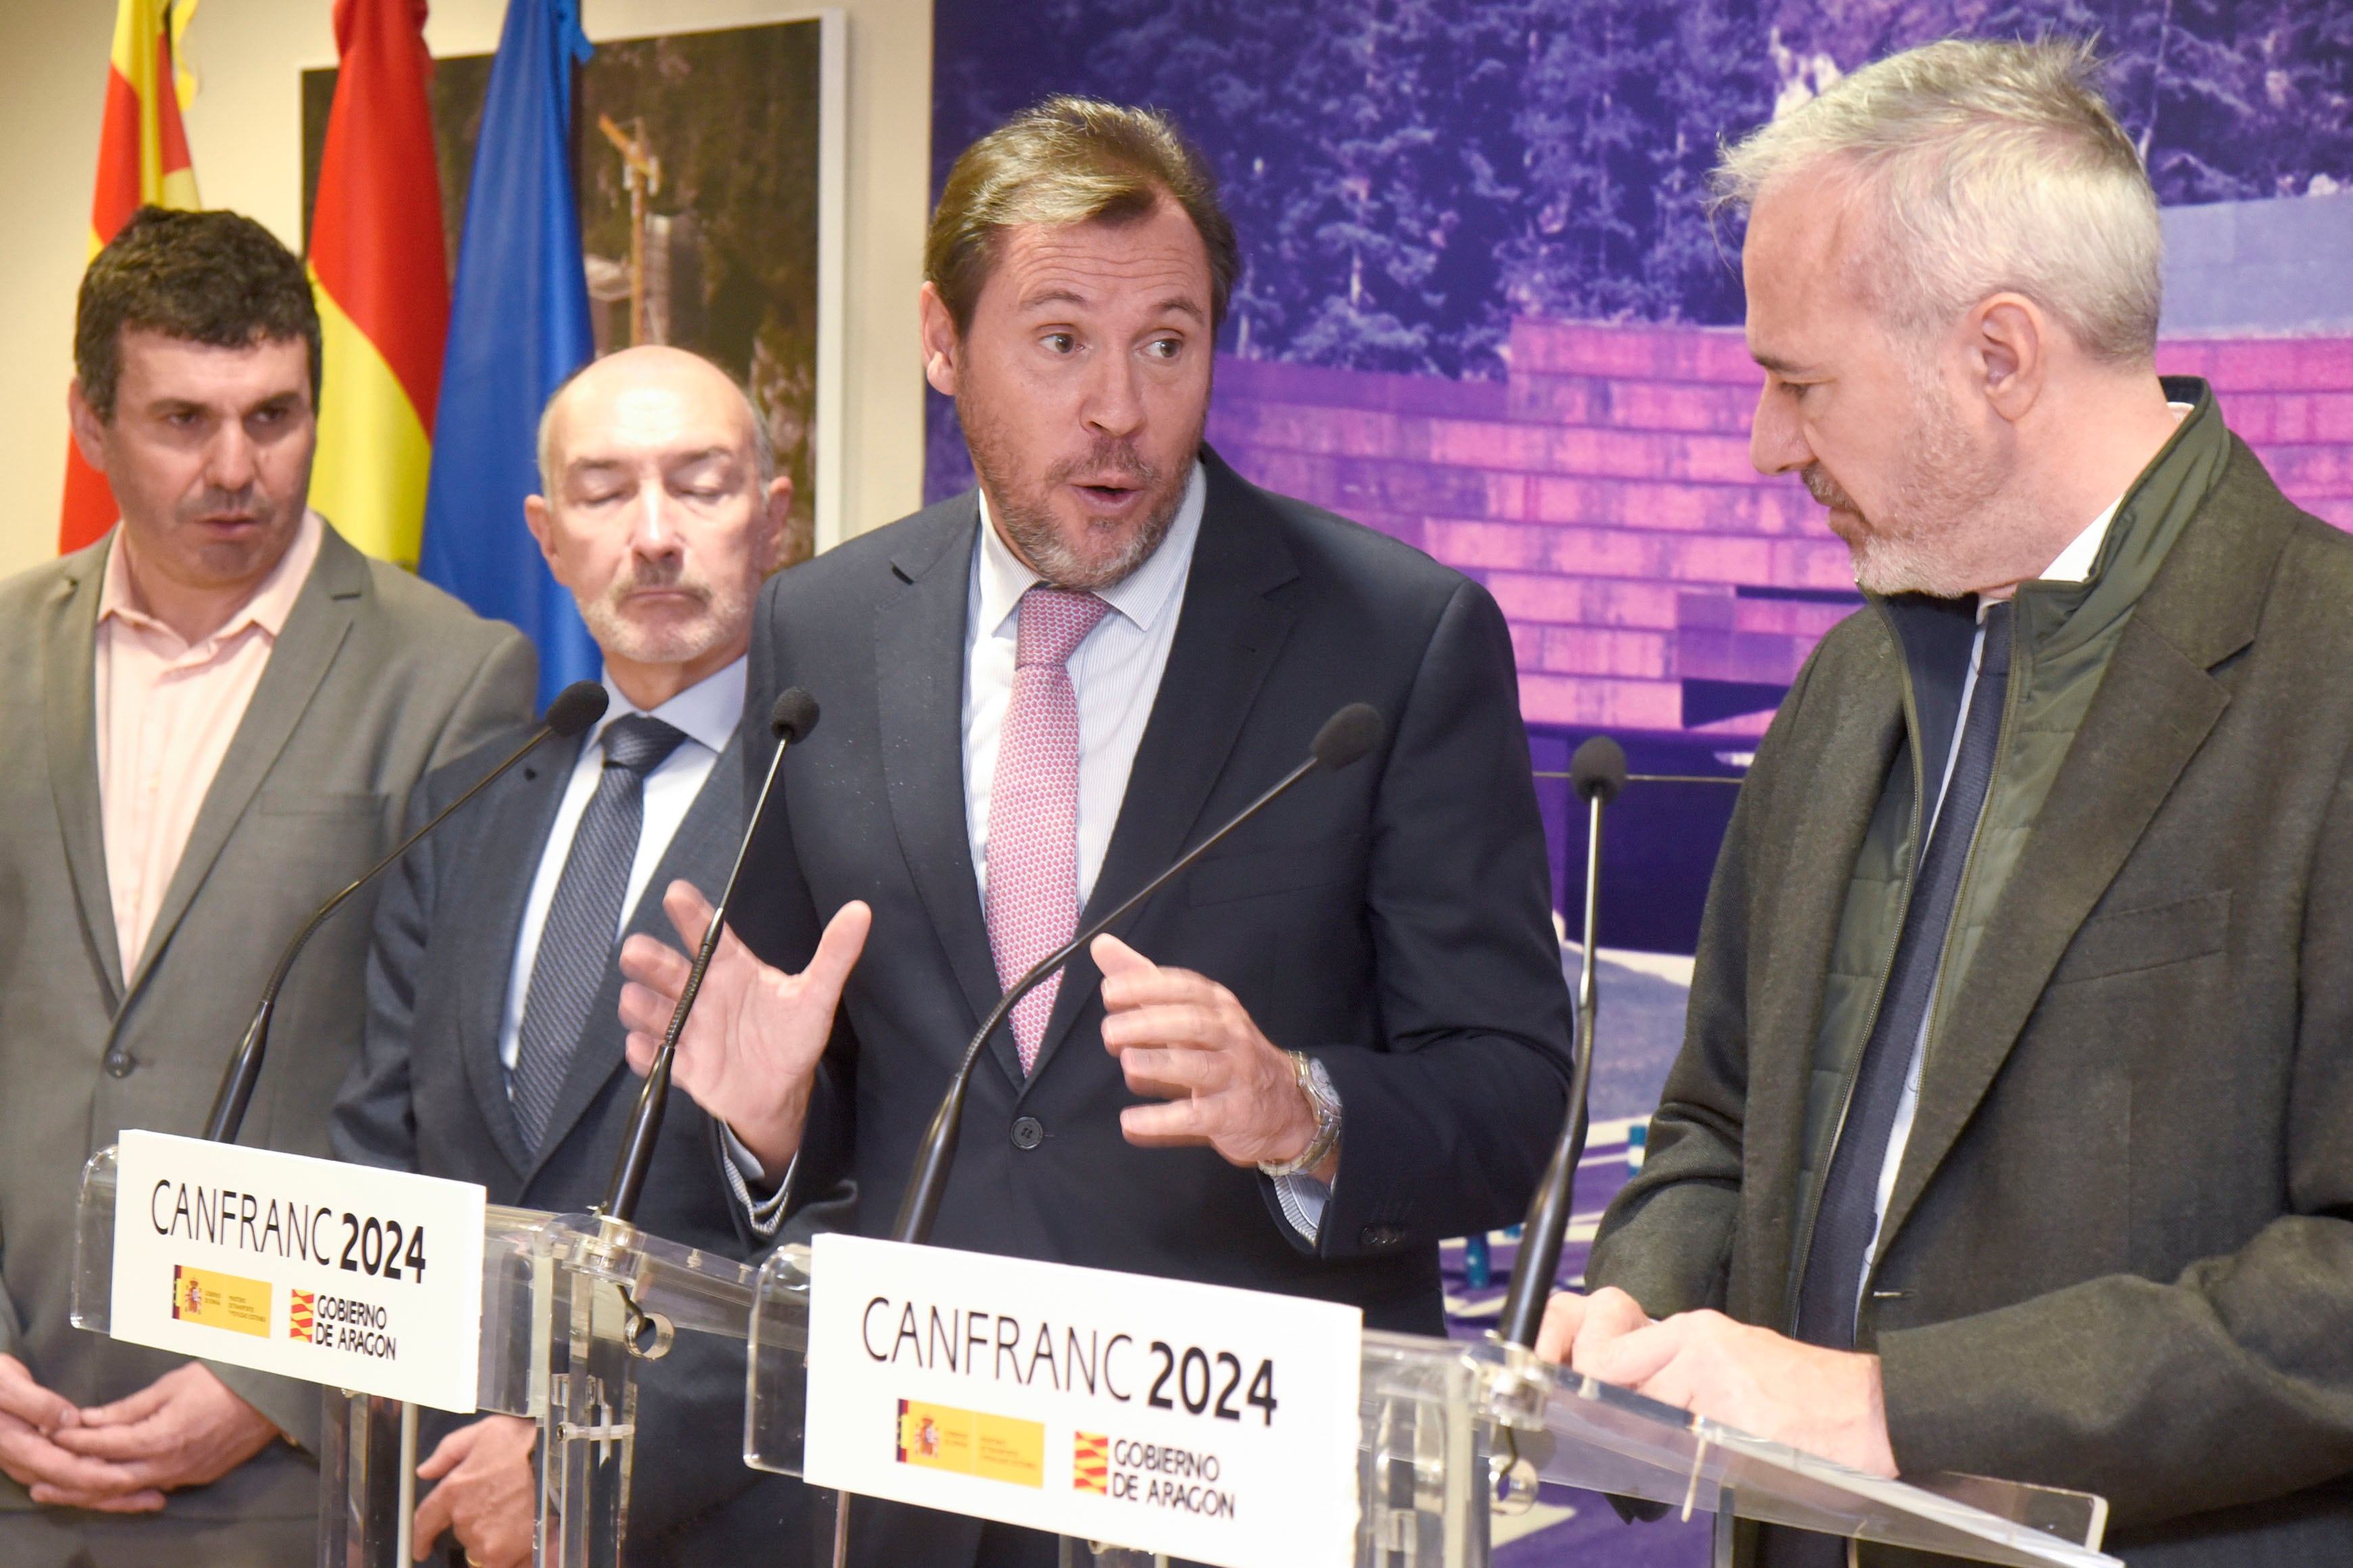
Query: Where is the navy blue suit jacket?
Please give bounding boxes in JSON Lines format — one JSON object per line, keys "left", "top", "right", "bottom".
{"left": 733, "top": 449, "right": 1576, "bottom": 1332}
{"left": 332, "top": 724, "right": 811, "bottom": 1565}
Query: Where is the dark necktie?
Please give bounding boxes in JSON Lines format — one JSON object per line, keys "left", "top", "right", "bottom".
{"left": 1794, "top": 600, "right": 2014, "bottom": 1350}
{"left": 1760, "top": 604, "right": 2014, "bottom": 1568}
{"left": 509, "top": 714, "right": 688, "bottom": 1149}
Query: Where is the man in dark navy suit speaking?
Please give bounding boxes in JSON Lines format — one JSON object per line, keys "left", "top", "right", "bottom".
{"left": 620, "top": 97, "right": 1576, "bottom": 1567}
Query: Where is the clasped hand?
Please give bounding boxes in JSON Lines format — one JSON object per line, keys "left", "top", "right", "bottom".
{"left": 1535, "top": 1288, "right": 1897, "bottom": 1478}
{"left": 0, "top": 1354, "right": 279, "bottom": 1512}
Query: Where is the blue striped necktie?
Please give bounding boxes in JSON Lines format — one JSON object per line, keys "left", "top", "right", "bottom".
{"left": 509, "top": 714, "right": 687, "bottom": 1149}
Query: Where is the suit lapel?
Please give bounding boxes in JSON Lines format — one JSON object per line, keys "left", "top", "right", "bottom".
{"left": 1018, "top": 455, "right": 1301, "bottom": 1091}
{"left": 457, "top": 741, "right": 579, "bottom": 1180}
{"left": 523, "top": 736, "right": 749, "bottom": 1183}
{"left": 1876, "top": 477, "right": 2279, "bottom": 1255}
{"left": 873, "top": 503, "right": 1003, "bottom": 1056}
{"left": 125, "top": 527, "right": 367, "bottom": 1001}
{"left": 41, "top": 542, "right": 125, "bottom": 1005}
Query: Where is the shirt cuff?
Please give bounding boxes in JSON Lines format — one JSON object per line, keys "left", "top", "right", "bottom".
{"left": 1272, "top": 1174, "right": 1330, "bottom": 1243}
{"left": 720, "top": 1123, "right": 795, "bottom": 1239}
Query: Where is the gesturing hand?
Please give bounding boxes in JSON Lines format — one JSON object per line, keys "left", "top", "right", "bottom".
{"left": 0, "top": 1354, "right": 160, "bottom": 1513}
{"left": 618, "top": 879, "right": 870, "bottom": 1174}
{"left": 1575, "top": 1308, "right": 1898, "bottom": 1478}
{"left": 49, "top": 1361, "right": 279, "bottom": 1500}
{"left": 1094, "top": 934, "right": 1332, "bottom": 1178}
{"left": 412, "top": 1415, "right": 536, "bottom": 1567}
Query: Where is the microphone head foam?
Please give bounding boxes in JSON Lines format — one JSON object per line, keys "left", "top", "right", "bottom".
{"left": 1311, "top": 704, "right": 1384, "bottom": 771}
{"left": 544, "top": 681, "right": 610, "bottom": 738}
{"left": 770, "top": 687, "right": 821, "bottom": 744}
{"left": 1570, "top": 735, "right": 1628, "bottom": 805}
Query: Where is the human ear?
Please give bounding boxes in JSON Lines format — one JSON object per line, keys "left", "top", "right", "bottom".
{"left": 1973, "top": 295, "right": 2045, "bottom": 423}
{"left": 758, "top": 475, "right": 795, "bottom": 571}
{"left": 67, "top": 382, "right": 109, "bottom": 471}
{"left": 523, "top": 494, "right": 570, "bottom": 586}
{"left": 918, "top": 283, "right": 962, "bottom": 398}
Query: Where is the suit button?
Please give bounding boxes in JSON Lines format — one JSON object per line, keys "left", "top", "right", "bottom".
{"left": 104, "top": 1053, "right": 133, "bottom": 1078}
{"left": 1359, "top": 1224, "right": 1403, "bottom": 1250}
{"left": 1010, "top": 1116, "right": 1044, "bottom": 1151}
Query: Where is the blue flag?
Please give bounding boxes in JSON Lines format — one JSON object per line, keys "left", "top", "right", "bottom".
{"left": 419, "top": 0, "right": 597, "bottom": 711}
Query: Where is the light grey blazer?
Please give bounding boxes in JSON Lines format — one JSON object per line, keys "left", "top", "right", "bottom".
{"left": 0, "top": 523, "right": 534, "bottom": 1562}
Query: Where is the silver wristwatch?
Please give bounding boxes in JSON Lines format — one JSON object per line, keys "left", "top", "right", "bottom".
{"left": 1259, "top": 1051, "right": 1342, "bottom": 1179}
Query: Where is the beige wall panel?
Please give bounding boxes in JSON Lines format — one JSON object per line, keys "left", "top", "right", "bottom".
{"left": 0, "top": 0, "right": 930, "bottom": 581}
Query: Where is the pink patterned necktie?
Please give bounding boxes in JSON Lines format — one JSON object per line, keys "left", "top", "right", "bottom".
{"left": 985, "top": 585, "right": 1111, "bottom": 1073}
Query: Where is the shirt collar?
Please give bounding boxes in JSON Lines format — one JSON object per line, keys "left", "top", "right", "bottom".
{"left": 975, "top": 461, "right": 1207, "bottom": 640}
{"left": 595, "top": 655, "right": 746, "bottom": 757}
{"left": 97, "top": 508, "right": 325, "bottom": 650}
{"left": 2033, "top": 402, "right": 2197, "bottom": 587}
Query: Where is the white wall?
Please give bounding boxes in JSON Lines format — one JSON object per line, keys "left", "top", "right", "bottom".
{"left": 0, "top": 0, "right": 932, "bottom": 580}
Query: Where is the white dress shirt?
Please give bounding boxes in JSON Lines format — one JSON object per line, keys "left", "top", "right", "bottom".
{"left": 1855, "top": 404, "right": 2191, "bottom": 1312}
{"left": 498, "top": 659, "right": 746, "bottom": 1077}
{"left": 964, "top": 467, "right": 1205, "bottom": 905}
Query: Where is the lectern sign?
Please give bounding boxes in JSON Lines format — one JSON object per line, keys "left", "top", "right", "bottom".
{"left": 805, "top": 1235, "right": 1363, "bottom": 1568}
{"left": 109, "top": 1130, "right": 486, "bottom": 1412}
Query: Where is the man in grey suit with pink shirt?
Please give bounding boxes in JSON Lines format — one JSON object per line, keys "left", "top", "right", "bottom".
{"left": 0, "top": 208, "right": 533, "bottom": 1566}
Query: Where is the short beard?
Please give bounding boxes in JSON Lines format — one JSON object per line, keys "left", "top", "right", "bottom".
{"left": 1815, "top": 362, "right": 2007, "bottom": 598}
{"left": 576, "top": 559, "right": 747, "bottom": 669}
{"left": 960, "top": 397, "right": 1195, "bottom": 593}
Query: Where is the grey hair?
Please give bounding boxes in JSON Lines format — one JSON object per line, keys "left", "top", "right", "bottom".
{"left": 534, "top": 354, "right": 777, "bottom": 492}
{"left": 1715, "top": 37, "right": 2161, "bottom": 363}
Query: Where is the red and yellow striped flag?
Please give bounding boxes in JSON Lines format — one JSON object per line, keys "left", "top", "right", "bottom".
{"left": 60, "top": 0, "right": 202, "bottom": 554}
{"left": 306, "top": 0, "right": 447, "bottom": 564}
{"left": 307, "top": 0, "right": 448, "bottom": 566}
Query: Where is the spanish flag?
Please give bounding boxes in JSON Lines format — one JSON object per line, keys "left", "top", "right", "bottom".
{"left": 60, "top": 0, "right": 202, "bottom": 554}
{"left": 306, "top": 0, "right": 448, "bottom": 566}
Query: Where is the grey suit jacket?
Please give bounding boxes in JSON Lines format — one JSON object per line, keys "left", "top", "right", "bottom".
{"left": 0, "top": 525, "right": 534, "bottom": 1552}
{"left": 1589, "top": 437, "right": 2353, "bottom": 1564}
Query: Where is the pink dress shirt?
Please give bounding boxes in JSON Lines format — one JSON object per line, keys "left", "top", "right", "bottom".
{"left": 93, "top": 510, "right": 325, "bottom": 973}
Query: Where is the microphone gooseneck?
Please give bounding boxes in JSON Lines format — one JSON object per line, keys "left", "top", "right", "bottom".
{"left": 891, "top": 703, "right": 1386, "bottom": 1246}
{"left": 601, "top": 688, "right": 820, "bottom": 1223}
{"left": 201, "top": 681, "right": 610, "bottom": 1145}
{"left": 1498, "top": 732, "right": 1625, "bottom": 1347}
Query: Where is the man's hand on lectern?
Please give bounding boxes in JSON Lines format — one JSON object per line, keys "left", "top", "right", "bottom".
{"left": 1534, "top": 1285, "right": 1652, "bottom": 1366}
{"left": 413, "top": 1414, "right": 536, "bottom": 1567}
{"left": 618, "top": 879, "right": 870, "bottom": 1174}
{"left": 1536, "top": 1288, "right": 1898, "bottom": 1478}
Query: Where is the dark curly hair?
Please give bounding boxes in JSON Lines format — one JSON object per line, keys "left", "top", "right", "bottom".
{"left": 75, "top": 206, "right": 323, "bottom": 421}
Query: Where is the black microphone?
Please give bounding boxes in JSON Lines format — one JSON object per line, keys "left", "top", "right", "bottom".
{"left": 601, "top": 688, "right": 820, "bottom": 1223}
{"left": 892, "top": 702, "right": 1385, "bottom": 1245}
{"left": 1498, "top": 734, "right": 1627, "bottom": 1348}
{"left": 201, "top": 680, "right": 610, "bottom": 1144}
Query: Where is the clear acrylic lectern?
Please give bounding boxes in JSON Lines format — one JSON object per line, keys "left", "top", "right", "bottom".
{"left": 740, "top": 1243, "right": 2120, "bottom": 1568}
{"left": 70, "top": 1145, "right": 761, "bottom": 1568}
{"left": 74, "top": 1146, "right": 2119, "bottom": 1568}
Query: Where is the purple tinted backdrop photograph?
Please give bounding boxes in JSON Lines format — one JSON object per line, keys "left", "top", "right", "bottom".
{"left": 923, "top": 7, "right": 2353, "bottom": 1554}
